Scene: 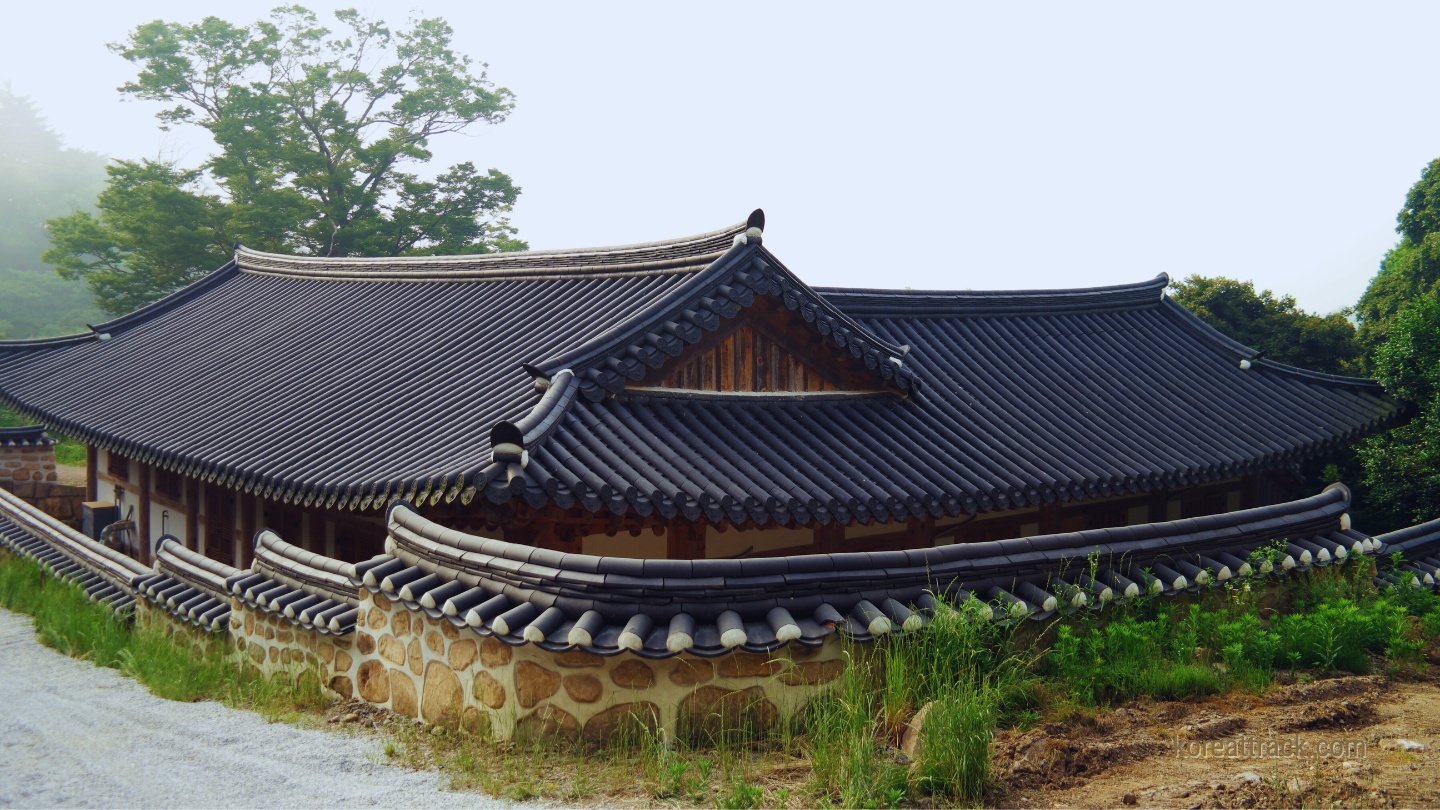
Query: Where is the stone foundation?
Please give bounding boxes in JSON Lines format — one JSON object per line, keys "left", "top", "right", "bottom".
{"left": 353, "top": 591, "right": 845, "bottom": 743}
{"left": 228, "top": 600, "right": 359, "bottom": 700}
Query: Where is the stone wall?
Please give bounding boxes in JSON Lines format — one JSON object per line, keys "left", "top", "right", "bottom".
{"left": 353, "top": 591, "right": 846, "bottom": 743}
{"left": 0, "top": 441, "right": 81, "bottom": 521}
{"left": 135, "top": 601, "right": 226, "bottom": 660}
{"left": 228, "top": 600, "right": 359, "bottom": 700}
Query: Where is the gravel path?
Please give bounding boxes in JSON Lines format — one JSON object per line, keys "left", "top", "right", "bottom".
{"left": 0, "top": 609, "right": 509, "bottom": 808}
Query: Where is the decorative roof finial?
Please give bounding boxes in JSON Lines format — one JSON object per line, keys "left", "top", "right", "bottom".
{"left": 744, "top": 208, "right": 765, "bottom": 246}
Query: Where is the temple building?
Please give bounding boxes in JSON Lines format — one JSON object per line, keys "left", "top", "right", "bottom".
{"left": 0, "top": 211, "right": 1400, "bottom": 567}
{"left": 3, "top": 210, "right": 1433, "bottom": 741}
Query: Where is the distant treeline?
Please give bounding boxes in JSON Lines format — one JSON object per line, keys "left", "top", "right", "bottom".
{"left": 0, "top": 88, "right": 104, "bottom": 339}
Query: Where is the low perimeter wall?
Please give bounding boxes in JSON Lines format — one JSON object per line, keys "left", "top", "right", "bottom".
{"left": 345, "top": 591, "right": 844, "bottom": 743}
{"left": 7, "top": 481, "right": 1440, "bottom": 747}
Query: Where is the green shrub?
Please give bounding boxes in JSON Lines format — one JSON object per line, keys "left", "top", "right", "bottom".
{"left": 1422, "top": 607, "right": 1440, "bottom": 639}
{"left": 804, "top": 648, "right": 907, "bottom": 807}
{"left": 1267, "top": 597, "right": 1413, "bottom": 672}
{"left": 912, "top": 686, "right": 995, "bottom": 804}
{"left": 718, "top": 780, "right": 764, "bottom": 809}
{"left": 1387, "top": 579, "right": 1440, "bottom": 618}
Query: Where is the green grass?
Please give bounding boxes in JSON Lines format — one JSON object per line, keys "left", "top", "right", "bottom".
{"left": 0, "top": 551, "right": 328, "bottom": 720}
{"left": 800, "top": 597, "right": 1030, "bottom": 807}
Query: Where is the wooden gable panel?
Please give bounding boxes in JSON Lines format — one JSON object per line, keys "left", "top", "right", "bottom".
{"left": 627, "top": 293, "right": 896, "bottom": 395}
{"left": 650, "top": 322, "right": 844, "bottom": 393}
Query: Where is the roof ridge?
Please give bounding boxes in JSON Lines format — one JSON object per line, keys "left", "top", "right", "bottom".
{"left": 235, "top": 219, "right": 748, "bottom": 280}
{"left": 820, "top": 274, "right": 1171, "bottom": 316}
{"left": 1161, "top": 297, "right": 1389, "bottom": 393}
{"left": 0, "top": 261, "right": 241, "bottom": 352}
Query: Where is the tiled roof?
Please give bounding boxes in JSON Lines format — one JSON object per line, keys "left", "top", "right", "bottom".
{"left": 133, "top": 538, "right": 240, "bottom": 632}
{"left": 5, "top": 479, "right": 1438, "bottom": 665}
{"left": 491, "top": 275, "right": 1397, "bottom": 525}
{"left": 1376, "top": 517, "right": 1440, "bottom": 588}
{"left": 0, "top": 213, "right": 1400, "bottom": 522}
{"left": 354, "top": 485, "right": 1372, "bottom": 658}
{"left": 226, "top": 530, "right": 361, "bottom": 635}
{"left": 0, "top": 425, "right": 52, "bottom": 447}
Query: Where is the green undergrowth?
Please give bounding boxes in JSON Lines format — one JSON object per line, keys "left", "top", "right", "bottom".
{"left": 1047, "top": 551, "right": 1440, "bottom": 709}
{"left": 0, "top": 552, "right": 327, "bottom": 720}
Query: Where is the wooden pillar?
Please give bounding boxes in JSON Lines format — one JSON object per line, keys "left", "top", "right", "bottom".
{"left": 1241, "top": 475, "right": 1263, "bottom": 510}
{"left": 1148, "top": 491, "right": 1169, "bottom": 524}
{"left": 136, "top": 463, "right": 152, "bottom": 565}
{"left": 196, "top": 481, "right": 207, "bottom": 557}
{"left": 667, "top": 521, "right": 706, "bottom": 559}
{"left": 815, "top": 522, "right": 843, "bottom": 554}
{"left": 239, "top": 492, "right": 257, "bottom": 568}
{"left": 1037, "top": 502, "right": 1062, "bottom": 535}
{"left": 84, "top": 445, "right": 97, "bottom": 501}
{"left": 184, "top": 477, "right": 199, "bottom": 551}
{"left": 531, "top": 520, "right": 560, "bottom": 552}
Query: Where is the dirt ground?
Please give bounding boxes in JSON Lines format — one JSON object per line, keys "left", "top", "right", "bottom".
{"left": 53, "top": 463, "right": 85, "bottom": 488}
{"left": 991, "top": 672, "right": 1440, "bottom": 808}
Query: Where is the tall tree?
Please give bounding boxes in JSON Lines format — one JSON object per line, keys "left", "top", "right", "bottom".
{"left": 1357, "top": 296, "right": 1440, "bottom": 527}
{"left": 46, "top": 6, "right": 524, "bottom": 315}
{"left": 1349, "top": 157, "right": 1440, "bottom": 530}
{"left": 1168, "top": 275, "right": 1362, "bottom": 375}
{"left": 0, "top": 88, "right": 105, "bottom": 337}
{"left": 1355, "top": 158, "right": 1440, "bottom": 351}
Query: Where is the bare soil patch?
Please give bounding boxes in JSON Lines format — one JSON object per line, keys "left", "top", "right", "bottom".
{"left": 993, "top": 674, "right": 1440, "bottom": 808}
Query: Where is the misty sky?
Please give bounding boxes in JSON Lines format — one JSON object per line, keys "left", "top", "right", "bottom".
{"left": 5, "top": 1, "right": 1438, "bottom": 314}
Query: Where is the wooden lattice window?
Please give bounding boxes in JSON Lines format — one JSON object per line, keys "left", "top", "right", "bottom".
{"left": 107, "top": 451, "right": 129, "bottom": 481}
{"left": 153, "top": 467, "right": 183, "bottom": 502}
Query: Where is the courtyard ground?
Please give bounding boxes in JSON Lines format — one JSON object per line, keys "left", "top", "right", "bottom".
{"left": 0, "top": 608, "right": 508, "bottom": 809}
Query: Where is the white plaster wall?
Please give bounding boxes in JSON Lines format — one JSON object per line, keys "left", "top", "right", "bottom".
{"left": 151, "top": 501, "right": 187, "bottom": 545}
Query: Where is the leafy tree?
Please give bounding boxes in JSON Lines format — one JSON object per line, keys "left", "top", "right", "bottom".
{"left": 1168, "top": 275, "right": 1363, "bottom": 375}
{"left": 1355, "top": 159, "right": 1440, "bottom": 351}
{"left": 0, "top": 88, "right": 105, "bottom": 337}
{"left": 46, "top": 6, "right": 524, "bottom": 315}
{"left": 1358, "top": 296, "right": 1440, "bottom": 527}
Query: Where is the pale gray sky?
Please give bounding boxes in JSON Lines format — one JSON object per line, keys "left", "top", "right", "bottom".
{"left": 5, "top": 1, "right": 1437, "bottom": 313}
